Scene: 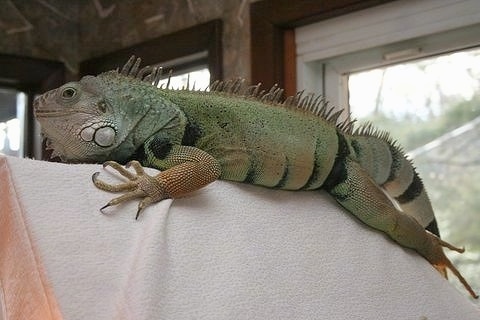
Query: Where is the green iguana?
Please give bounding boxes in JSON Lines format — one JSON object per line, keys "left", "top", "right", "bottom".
{"left": 34, "top": 56, "right": 478, "bottom": 298}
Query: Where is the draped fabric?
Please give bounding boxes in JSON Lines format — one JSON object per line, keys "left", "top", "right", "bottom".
{"left": 0, "top": 155, "right": 478, "bottom": 319}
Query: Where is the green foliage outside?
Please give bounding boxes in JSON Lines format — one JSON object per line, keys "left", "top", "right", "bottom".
{"left": 357, "top": 94, "right": 480, "bottom": 150}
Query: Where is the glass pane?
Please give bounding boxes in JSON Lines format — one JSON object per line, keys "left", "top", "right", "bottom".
{"left": 348, "top": 47, "right": 480, "bottom": 297}
{"left": 0, "top": 88, "right": 26, "bottom": 157}
{"left": 157, "top": 67, "right": 210, "bottom": 90}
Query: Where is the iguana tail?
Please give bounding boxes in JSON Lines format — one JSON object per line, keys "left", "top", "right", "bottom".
{"left": 325, "top": 130, "right": 477, "bottom": 298}
{"left": 347, "top": 128, "right": 438, "bottom": 235}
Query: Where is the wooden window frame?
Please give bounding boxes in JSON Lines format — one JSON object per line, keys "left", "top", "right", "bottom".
{"left": 250, "top": 0, "right": 396, "bottom": 96}
{"left": 80, "top": 19, "right": 223, "bottom": 80}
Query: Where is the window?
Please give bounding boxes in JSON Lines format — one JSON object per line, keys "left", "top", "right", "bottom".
{"left": 296, "top": 0, "right": 480, "bottom": 297}
{"left": 156, "top": 67, "right": 210, "bottom": 91}
{"left": 0, "top": 88, "right": 26, "bottom": 157}
{"left": 154, "top": 52, "right": 211, "bottom": 90}
{"left": 0, "top": 54, "right": 65, "bottom": 159}
{"left": 80, "top": 20, "right": 222, "bottom": 82}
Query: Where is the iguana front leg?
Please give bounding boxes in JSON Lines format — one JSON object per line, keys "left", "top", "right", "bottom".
{"left": 92, "top": 145, "right": 221, "bottom": 219}
{"left": 326, "top": 157, "right": 478, "bottom": 299}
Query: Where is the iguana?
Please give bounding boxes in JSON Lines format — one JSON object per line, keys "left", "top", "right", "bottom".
{"left": 34, "top": 56, "right": 478, "bottom": 298}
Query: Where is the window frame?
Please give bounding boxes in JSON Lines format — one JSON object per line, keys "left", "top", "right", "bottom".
{"left": 249, "top": 0, "right": 396, "bottom": 95}
{"left": 0, "top": 54, "right": 65, "bottom": 158}
{"left": 294, "top": 0, "right": 480, "bottom": 112}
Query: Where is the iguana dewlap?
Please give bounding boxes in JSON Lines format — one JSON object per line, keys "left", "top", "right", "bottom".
{"left": 33, "top": 56, "right": 478, "bottom": 298}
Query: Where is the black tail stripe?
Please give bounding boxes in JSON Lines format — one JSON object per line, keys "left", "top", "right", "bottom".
{"left": 243, "top": 163, "right": 257, "bottom": 184}
{"left": 273, "top": 160, "right": 290, "bottom": 189}
{"left": 385, "top": 144, "right": 402, "bottom": 183}
{"left": 301, "top": 137, "right": 321, "bottom": 190}
{"left": 181, "top": 117, "right": 202, "bottom": 146}
{"left": 323, "top": 131, "right": 349, "bottom": 193}
{"left": 426, "top": 218, "right": 440, "bottom": 237}
{"left": 395, "top": 173, "right": 424, "bottom": 204}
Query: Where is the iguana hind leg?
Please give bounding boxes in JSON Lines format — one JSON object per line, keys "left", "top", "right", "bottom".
{"left": 325, "top": 157, "right": 478, "bottom": 299}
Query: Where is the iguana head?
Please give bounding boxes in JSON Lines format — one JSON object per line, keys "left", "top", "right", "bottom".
{"left": 34, "top": 71, "right": 182, "bottom": 163}
{"left": 34, "top": 75, "right": 123, "bottom": 162}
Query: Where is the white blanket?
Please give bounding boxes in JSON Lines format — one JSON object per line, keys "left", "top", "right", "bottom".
{"left": 1, "top": 155, "right": 478, "bottom": 319}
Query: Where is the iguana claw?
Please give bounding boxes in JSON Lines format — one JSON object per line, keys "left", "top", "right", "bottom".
{"left": 92, "top": 160, "right": 169, "bottom": 219}
{"left": 426, "top": 233, "right": 478, "bottom": 299}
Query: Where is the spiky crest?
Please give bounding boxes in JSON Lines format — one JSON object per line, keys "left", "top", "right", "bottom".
{"left": 115, "top": 56, "right": 358, "bottom": 133}
{"left": 353, "top": 122, "right": 409, "bottom": 156}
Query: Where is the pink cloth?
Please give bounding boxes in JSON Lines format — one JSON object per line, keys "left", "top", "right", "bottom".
{"left": 1, "top": 155, "right": 479, "bottom": 319}
{"left": 0, "top": 156, "right": 62, "bottom": 319}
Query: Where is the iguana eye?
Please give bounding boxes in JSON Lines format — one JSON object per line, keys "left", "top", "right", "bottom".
{"left": 61, "top": 87, "right": 77, "bottom": 99}
{"left": 98, "top": 101, "right": 107, "bottom": 113}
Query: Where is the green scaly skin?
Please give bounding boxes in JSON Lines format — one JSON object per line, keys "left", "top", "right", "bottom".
{"left": 33, "top": 56, "right": 477, "bottom": 298}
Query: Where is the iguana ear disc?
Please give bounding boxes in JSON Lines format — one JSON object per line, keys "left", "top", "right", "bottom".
{"left": 94, "top": 126, "right": 116, "bottom": 147}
